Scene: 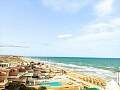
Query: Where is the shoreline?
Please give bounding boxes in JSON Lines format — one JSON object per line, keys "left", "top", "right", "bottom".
{"left": 28, "top": 57, "right": 117, "bottom": 82}
{"left": 0, "top": 55, "right": 107, "bottom": 90}
{"left": 22, "top": 57, "right": 106, "bottom": 89}
{"left": 22, "top": 57, "right": 107, "bottom": 81}
{"left": 24, "top": 57, "right": 110, "bottom": 80}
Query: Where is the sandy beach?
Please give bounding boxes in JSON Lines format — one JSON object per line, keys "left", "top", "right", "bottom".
{"left": 49, "top": 64, "right": 106, "bottom": 89}
{"left": 0, "top": 55, "right": 107, "bottom": 90}
{"left": 21, "top": 56, "right": 107, "bottom": 89}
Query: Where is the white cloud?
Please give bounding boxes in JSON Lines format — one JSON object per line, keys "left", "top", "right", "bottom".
{"left": 81, "top": 17, "right": 120, "bottom": 34}
{"left": 57, "top": 34, "right": 73, "bottom": 39}
{"left": 57, "top": 18, "right": 120, "bottom": 52}
{"left": 95, "top": 0, "right": 114, "bottom": 16}
{"left": 112, "top": 18, "right": 120, "bottom": 28}
{"left": 76, "top": 30, "right": 120, "bottom": 42}
{"left": 52, "top": 18, "right": 120, "bottom": 57}
{"left": 57, "top": 18, "right": 120, "bottom": 46}
{"left": 81, "top": 22, "right": 114, "bottom": 34}
{"left": 42, "top": 0, "right": 89, "bottom": 13}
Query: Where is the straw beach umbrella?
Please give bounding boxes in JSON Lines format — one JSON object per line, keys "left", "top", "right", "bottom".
{"left": 89, "top": 77, "right": 94, "bottom": 83}
{"left": 88, "top": 77, "right": 92, "bottom": 83}
{"left": 93, "top": 78, "right": 98, "bottom": 85}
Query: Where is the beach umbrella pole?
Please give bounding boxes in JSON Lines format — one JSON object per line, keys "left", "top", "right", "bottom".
{"left": 117, "top": 72, "right": 120, "bottom": 85}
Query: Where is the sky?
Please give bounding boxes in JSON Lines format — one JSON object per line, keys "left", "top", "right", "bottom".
{"left": 0, "top": 0, "right": 120, "bottom": 58}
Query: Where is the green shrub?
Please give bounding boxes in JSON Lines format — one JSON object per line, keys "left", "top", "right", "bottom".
{"left": 38, "top": 86, "right": 47, "bottom": 90}
{"left": 7, "top": 82, "right": 36, "bottom": 90}
{"left": 19, "top": 84, "right": 27, "bottom": 90}
{"left": 7, "top": 82, "right": 21, "bottom": 90}
{"left": 26, "top": 87, "right": 36, "bottom": 90}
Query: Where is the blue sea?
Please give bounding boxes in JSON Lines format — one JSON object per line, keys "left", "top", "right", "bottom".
{"left": 29, "top": 57, "right": 120, "bottom": 81}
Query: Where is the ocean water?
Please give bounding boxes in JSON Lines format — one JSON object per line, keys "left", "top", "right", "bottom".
{"left": 29, "top": 57, "right": 120, "bottom": 82}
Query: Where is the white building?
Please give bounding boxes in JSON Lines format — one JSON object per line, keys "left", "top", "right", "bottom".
{"left": 0, "top": 63, "right": 9, "bottom": 67}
